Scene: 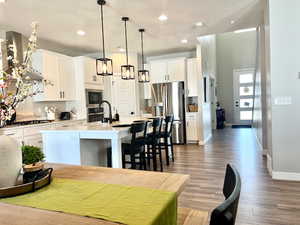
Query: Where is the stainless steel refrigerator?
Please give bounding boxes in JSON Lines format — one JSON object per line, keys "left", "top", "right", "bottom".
{"left": 151, "top": 82, "right": 186, "bottom": 144}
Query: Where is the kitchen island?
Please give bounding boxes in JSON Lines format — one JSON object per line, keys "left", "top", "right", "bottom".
{"left": 41, "top": 119, "right": 140, "bottom": 168}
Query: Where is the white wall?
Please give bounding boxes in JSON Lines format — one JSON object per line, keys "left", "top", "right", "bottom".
{"left": 216, "top": 31, "right": 257, "bottom": 124}
{"left": 267, "top": 0, "right": 300, "bottom": 176}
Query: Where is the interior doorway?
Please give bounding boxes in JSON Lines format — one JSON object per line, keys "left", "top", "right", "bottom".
{"left": 233, "top": 68, "right": 255, "bottom": 126}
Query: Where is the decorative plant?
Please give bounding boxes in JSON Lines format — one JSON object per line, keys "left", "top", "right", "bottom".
{"left": 0, "top": 22, "right": 41, "bottom": 125}
{"left": 21, "top": 145, "right": 45, "bottom": 165}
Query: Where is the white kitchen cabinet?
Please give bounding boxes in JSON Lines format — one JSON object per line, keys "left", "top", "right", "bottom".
{"left": 167, "top": 58, "right": 186, "bottom": 82}
{"left": 187, "top": 58, "right": 202, "bottom": 97}
{"left": 58, "top": 55, "right": 76, "bottom": 101}
{"left": 186, "top": 112, "right": 199, "bottom": 142}
{"left": 149, "top": 58, "right": 186, "bottom": 83}
{"left": 149, "top": 60, "right": 167, "bottom": 83}
{"left": 32, "top": 50, "right": 76, "bottom": 101}
{"left": 83, "top": 57, "right": 104, "bottom": 88}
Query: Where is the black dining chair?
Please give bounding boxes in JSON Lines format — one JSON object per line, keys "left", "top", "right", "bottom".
{"left": 158, "top": 115, "right": 175, "bottom": 166}
{"left": 145, "top": 117, "right": 163, "bottom": 172}
{"left": 121, "top": 122, "right": 147, "bottom": 170}
{"left": 210, "top": 164, "right": 242, "bottom": 225}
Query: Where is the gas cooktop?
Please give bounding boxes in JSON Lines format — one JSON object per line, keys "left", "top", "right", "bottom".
{"left": 7, "top": 120, "right": 53, "bottom": 126}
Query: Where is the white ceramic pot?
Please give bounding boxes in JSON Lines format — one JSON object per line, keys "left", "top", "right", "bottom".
{"left": 0, "top": 135, "right": 22, "bottom": 188}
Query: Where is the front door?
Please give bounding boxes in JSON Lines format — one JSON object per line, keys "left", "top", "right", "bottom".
{"left": 233, "top": 69, "right": 255, "bottom": 125}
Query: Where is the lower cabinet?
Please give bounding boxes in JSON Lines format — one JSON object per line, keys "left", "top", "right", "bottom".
{"left": 186, "top": 113, "right": 199, "bottom": 143}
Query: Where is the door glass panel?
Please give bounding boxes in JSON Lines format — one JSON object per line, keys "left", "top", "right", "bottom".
{"left": 239, "top": 74, "right": 253, "bottom": 83}
{"left": 240, "top": 99, "right": 253, "bottom": 108}
{"left": 240, "top": 86, "right": 253, "bottom": 96}
{"left": 240, "top": 111, "right": 252, "bottom": 120}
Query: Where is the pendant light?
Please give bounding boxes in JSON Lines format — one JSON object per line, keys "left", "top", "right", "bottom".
{"left": 121, "top": 17, "right": 135, "bottom": 80}
{"left": 96, "top": 0, "right": 113, "bottom": 76}
{"left": 138, "top": 29, "right": 150, "bottom": 83}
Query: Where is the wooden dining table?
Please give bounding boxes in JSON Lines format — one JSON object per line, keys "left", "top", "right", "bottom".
{"left": 0, "top": 163, "right": 190, "bottom": 225}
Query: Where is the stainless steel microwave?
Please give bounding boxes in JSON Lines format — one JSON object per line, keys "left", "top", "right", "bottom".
{"left": 86, "top": 89, "right": 103, "bottom": 108}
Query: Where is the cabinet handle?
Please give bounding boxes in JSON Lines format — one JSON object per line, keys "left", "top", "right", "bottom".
{"left": 63, "top": 91, "right": 65, "bottom": 99}
{"left": 59, "top": 91, "right": 62, "bottom": 99}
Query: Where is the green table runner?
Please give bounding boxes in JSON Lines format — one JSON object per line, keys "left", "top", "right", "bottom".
{"left": 1, "top": 178, "right": 177, "bottom": 225}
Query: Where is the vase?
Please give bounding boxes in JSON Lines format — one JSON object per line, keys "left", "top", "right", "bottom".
{"left": 0, "top": 135, "right": 23, "bottom": 188}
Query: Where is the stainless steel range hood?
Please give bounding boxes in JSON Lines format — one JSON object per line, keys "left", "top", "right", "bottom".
{"left": 0, "top": 31, "right": 43, "bottom": 81}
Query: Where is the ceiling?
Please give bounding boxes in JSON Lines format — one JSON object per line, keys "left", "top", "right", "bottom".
{"left": 0, "top": 0, "right": 264, "bottom": 56}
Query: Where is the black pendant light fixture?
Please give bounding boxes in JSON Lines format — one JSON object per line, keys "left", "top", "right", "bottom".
{"left": 121, "top": 17, "right": 135, "bottom": 80}
{"left": 138, "top": 29, "right": 150, "bottom": 83}
{"left": 96, "top": 0, "right": 113, "bottom": 76}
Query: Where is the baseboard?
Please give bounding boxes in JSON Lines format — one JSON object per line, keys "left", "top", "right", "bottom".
{"left": 272, "top": 171, "right": 300, "bottom": 181}
{"left": 198, "top": 134, "right": 212, "bottom": 146}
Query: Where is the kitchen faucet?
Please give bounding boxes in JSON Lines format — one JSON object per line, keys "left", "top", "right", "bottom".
{"left": 99, "top": 100, "right": 113, "bottom": 124}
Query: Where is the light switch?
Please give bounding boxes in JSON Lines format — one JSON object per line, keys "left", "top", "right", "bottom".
{"left": 274, "top": 96, "right": 292, "bottom": 105}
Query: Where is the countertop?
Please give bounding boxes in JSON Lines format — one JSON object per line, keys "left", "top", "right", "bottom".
{"left": 40, "top": 117, "right": 151, "bottom": 134}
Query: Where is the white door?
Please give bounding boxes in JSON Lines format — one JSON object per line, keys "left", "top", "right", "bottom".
{"left": 167, "top": 58, "right": 185, "bottom": 82}
{"left": 112, "top": 77, "right": 136, "bottom": 117}
{"left": 149, "top": 61, "right": 167, "bottom": 83}
{"left": 233, "top": 69, "right": 255, "bottom": 125}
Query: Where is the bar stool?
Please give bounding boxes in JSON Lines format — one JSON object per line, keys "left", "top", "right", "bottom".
{"left": 121, "top": 122, "right": 147, "bottom": 169}
{"left": 145, "top": 118, "right": 163, "bottom": 172}
{"left": 107, "top": 122, "right": 147, "bottom": 169}
{"left": 158, "top": 115, "right": 175, "bottom": 166}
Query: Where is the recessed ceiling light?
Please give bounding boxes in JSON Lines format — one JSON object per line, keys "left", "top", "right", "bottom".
{"left": 0, "top": 0, "right": 6, "bottom": 3}
{"left": 77, "top": 30, "right": 86, "bottom": 36}
{"left": 230, "top": 20, "right": 235, "bottom": 24}
{"left": 234, "top": 27, "right": 256, "bottom": 33}
{"left": 195, "top": 21, "right": 204, "bottom": 27}
{"left": 158, "top": 14, "right": 168, "bottom": 21}
{"left": 181, "top": 39, "right": 188, "bottom": 44}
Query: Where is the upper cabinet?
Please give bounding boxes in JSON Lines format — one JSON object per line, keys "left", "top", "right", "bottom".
{"left": 149, "top": 58, "right": 186, "bottom": 84}
{"left": 149, "top": 60, "right": 167, "bottom": 83}
{"left": 58, "top": 55, "right": 76, "bottom": 101}
{"left": 187, "top": 58, "right": 202, "bottom": 97}
{"left": 83, "top": 57, "right": 103, "bottom": 88}
{"left": 32, "top": 50, "right": 76, "bottom": 102}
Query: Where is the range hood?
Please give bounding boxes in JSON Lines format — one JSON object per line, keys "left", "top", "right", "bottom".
{"left": 0, "top": 31, "right": 43, "bottom": 81}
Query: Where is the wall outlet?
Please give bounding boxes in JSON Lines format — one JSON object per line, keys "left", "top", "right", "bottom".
{"left": 274, "top": 96, "right": 292, "bottom": 105}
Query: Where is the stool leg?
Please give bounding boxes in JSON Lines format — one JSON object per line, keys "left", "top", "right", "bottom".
{"left": 170, "top": 136, "right": 174, "bottom": 162}
{"left": 122, "top": 151, "right": 126, "bottom": 169}
{"left": 147, "top": 145, "right": 151, "bottom": 167}
{"left": 158, "top": 144, "right": 163, "bottom": 172}
{"left": 152, "top": 144, "right": 157, "bottom": 171}
{"left": 164, "top": 137, "right": 170, "bottom": 166}
{"left": 131, "top": 153, "right": 136, "bottom": 169}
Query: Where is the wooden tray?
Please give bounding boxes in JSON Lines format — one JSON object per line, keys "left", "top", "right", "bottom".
{"left": 0, "top": 168, "right": 53, "bottom": 198}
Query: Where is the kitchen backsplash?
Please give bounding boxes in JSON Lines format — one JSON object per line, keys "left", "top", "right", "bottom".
{"left": 15, "top": 97, "right": 70, "bottom": 120}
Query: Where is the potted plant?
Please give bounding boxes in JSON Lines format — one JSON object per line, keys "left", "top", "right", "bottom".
{"left": 22, "top": 145, "right": 45, "bottom": 174}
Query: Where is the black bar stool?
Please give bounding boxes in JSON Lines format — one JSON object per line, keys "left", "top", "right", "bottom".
{"left": 145, "top": 117, "right": 163, "bottom": 172}
{"left": 121, "top": 122, "right": 147, "bottom": 169}
{"left": 158, "top": 115, "right": 175, "bottom": 166}
{"left": 107, "top": 122, "right": 147, "bottom": 169}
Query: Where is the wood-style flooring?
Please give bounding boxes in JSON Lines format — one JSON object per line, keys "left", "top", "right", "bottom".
{"left": 165, "top": 128, "right": 300, "bottom": 225}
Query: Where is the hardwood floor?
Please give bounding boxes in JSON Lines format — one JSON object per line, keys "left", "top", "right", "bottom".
{"left": 165, "top": 128, "right": 300, "bottom": 225}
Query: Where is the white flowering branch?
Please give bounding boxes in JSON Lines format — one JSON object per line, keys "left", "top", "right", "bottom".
{"left": 0, "top": 22, "right": 42, "bottom": 123}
